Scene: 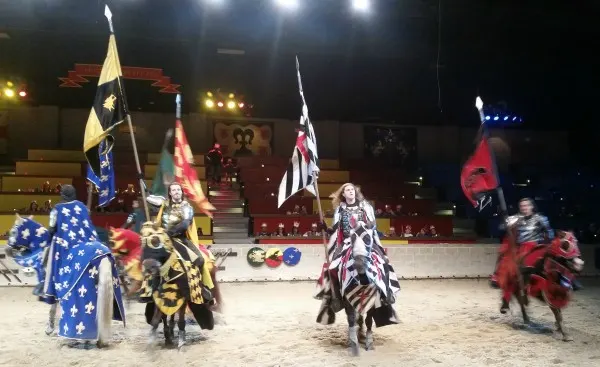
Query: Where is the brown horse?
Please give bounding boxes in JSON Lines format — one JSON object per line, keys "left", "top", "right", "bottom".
{"left": 497, "top": 230, "right": 584, "bottom": 341}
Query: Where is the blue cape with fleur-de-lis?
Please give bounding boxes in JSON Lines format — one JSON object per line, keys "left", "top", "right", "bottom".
{"left": 43, "top": 200, "right": 125, "bottom": 340}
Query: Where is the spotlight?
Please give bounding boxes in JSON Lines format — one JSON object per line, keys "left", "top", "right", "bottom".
{"left": 3, "top": 88, "right": 15, "bottom": 98}
{"left": 493, "top": 116, "right": 499, "bottom": 121}
{"left": 238, "top": 102, "right": 245, "bottom": 108}
{"left": 6, "top": 81, "right": 14, "bottom": 87}
{"left": 512, "top": 116, "right": 517, "bottom": 121}
{"left": 503, "top": 116, "right": 509, "bottom": 121}
{"left": 205, "top": 99, "right": 214, "bottom": 108}
{"left": 275, "top": 0, "right": 298, "bottom": 10}
{"left": 352, "top": 0, "right": 370, "bottom": 12}
{"left": 228, "top": 93, "right": 235, "bottom": 99}
{"left": 217, "top": 101, "right": 224, "bottom": 108}
{"left": 227, "top": 101, "right": 236, "bottom": 109}
{"left": 19, "top": 91, "right": 27, "bottom": 97}
{"left": 485, "top": 116, "right": 490, "bottom": 120}
{"left": 207, "top": 91, "right": 213, "bottom": 97}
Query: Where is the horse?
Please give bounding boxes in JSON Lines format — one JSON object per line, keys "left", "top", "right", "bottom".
{"left": 137, "top": 222, "right": 216, "bottom": 349}
{"left": 107, "top": 226, "right": 223, "bottom": 309}
{"left": 496, "top": 230, "right": 584, "bottom": 341}
{"left": 315, "top": 221, "right": 400, "bottom": 356}
{"left": 5, "top": 214, "right": 125, "bottom": 347}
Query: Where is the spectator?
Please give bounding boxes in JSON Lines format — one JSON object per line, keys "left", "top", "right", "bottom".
{"left": 395, "top": 204, "right": 403, "bottom": 216}
{"left": 300, "top": 205, "right": 308, "bottom": 215}
{"left": 273, "top": 223, "right": 286, "bottom": 237}
{"left": 289, "top": 221, "right": 301, "bottom": 236}
{"left": 257, "top": 223, "right": 270, "bottom": 237}
{"left": 402, "top": 225, "right": 413, "bottom": 237}
{"left": 429, "top": 225, "right": 439, "bottom": 237}
{"left": 292, "top": 205, "right": 300, "bottom": 215}
{"left": 28, "top": 201, "right": 39, "bottom": 212}
{"left": 383, "top": 205, "right": 397, "bottom": 217}
{"left": 387, "top": 226, "right": 397, "bottom": 237}
{"left": 223, "top": 158, "right": 236, "bottom": 187}
{"left": 303, "top": 223, "right": 321, "bottom": 237}
{"left": 42, "top": 200, "right": 53, "bottom": 212}
{"left": 375, "top": 208, "right": 384, "bottom": 217}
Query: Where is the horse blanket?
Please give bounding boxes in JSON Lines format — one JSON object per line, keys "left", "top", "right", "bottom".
{"left": 314, "top": 216, "right": 400, "bottom": 327}
{"left": 43, "top": 201, "right": 125, "bottom": 340}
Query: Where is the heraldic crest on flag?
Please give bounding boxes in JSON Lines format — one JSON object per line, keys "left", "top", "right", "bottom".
{"left": 83, "top": 34, "right": 127, "bottom": 177}
{"left": 42, "top": 201, "right": 125, "bottom": 340}
{"left": 278, "top": 57, "right": 320, "bottom": 208}
{"left": 460, "top": 133, "right": 499, "bottom": 211}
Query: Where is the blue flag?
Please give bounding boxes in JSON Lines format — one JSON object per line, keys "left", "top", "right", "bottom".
{"left": 86, "top": 141, "right": 115, "bottom": 207}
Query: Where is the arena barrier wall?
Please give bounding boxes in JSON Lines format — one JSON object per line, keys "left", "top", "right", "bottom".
{"left": 2, "top": 242, "right": 600, "bottom": 286}
{"left": 147, "top": 153, "right": 205, "bottom": 165}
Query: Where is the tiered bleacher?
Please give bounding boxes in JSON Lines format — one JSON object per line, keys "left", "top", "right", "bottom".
{"left": 237, "top": 156, "right": 467, "bottom": 245}
{"left": 0, "top": 149, "right": 213, "bottom": 246}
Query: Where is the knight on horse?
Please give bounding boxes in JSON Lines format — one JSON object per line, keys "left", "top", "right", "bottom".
{"left": 314, "top": 183, "right": 400, "bottom": 356}
{"left": 139, "top": 182, "right": 216, "bottom": 347}
{"left": 491, "top": 197, "right": 582, "bottom": 313}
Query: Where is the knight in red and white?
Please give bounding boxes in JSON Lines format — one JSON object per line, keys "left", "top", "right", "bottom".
{"left": 314, "top": 183, "right": 400, "bottom": 326}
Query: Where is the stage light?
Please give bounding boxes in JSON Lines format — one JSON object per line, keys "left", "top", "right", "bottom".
{"left": 493, "top": 116, "right": 499, "bottom": 121}
{"left": 227, "top": 101, "right": 236, "bottom": 109}
{"left": 205, "top": 99, "right": 214, "bottom": 108}
{"left": 275, "top": 0, "right": 298, "bottom": 10}
{"left": 3, "top": 88, "right": 15, "bottom": 98}
{"left": 19, "top": 91, "right": 26, "bottom": 97}
{"left": 6, "top": 81, "right": 13, "bottom": 87}
{"left": 485, "top": 115, "right": 490, "bottom": 120}
{"left": 228, "top": 93, "right": 235, "bottom": 99}
{"left": 352, "top": 0, "right": 370, "bottom": 12}
{"left": 503, "top": 116, "right": 509, "bottom": 121}
{"left": 207, "top": 91, "right": 213, "bottom": 97}
{"left": 238, "top": 102, "right": 245, "bottom": 108}
{"left": 512, "top": 116, "right": 517, "bottom": 121}
{"left": 217, "top": 101, "right": 224, "bottom": 108}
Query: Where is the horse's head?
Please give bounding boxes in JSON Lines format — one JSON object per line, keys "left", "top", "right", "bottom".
{"left": 139, "top": 222, "right": 173, "bottom": 276}
{"left": 6, "top": 214, "right": 49, "bottom": 257}
{"left": 548, "top": 231, "right": 584, "bottom": 274}
{"left": 108, "top": 227, "right": 141, "bottom": 260}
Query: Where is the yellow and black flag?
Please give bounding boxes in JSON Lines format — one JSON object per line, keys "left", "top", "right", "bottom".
{"left": 83, "top": 34, "right": 127, "bottom": 176}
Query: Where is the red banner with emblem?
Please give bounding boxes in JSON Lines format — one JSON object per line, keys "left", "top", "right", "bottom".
{"left": 460, "top": 136, "right": 499, "bottom": 210}
{"left": 174, "top": 120, "right": 215, "bottom": 217}
{"left": 58, "top": 64, "right": 180, "bottom": 93}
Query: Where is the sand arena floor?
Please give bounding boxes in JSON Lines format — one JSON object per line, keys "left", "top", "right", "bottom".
{"left": 1, "top": 279, "right": 600, "bottom": 367}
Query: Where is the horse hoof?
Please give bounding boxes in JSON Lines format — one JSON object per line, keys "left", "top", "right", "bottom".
{"left": 45, "top": 326, "right": 55, "bottom": 336}
{"left": 349, "top": 343, "right": 360, "bottom": 357}
{"left": 365, "top": 332, "right": 374, "bottom": 351}
{"left": 562, "top": 334, "right": 573, "bottom": 342}
{"left": 96, "top": 341, "right": 109, "bottom": 349}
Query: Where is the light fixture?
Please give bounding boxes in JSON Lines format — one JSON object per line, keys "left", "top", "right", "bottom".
{"left": 227, "top": 101, "right": 236, "bottom": 109}
{"left": 19, "top": 91, "right": 26, "bottom": 97}
{"left": 217, "top": 101, "right": 224, "bottom": 108}
{"left": 205, "top": 99, "right": 214, "bottom": 108}
{"left": 238, "top": 102, "right": 245, "bottom": 108}
{"left": 228, "top": 93, "right": 235, "bottom": 99}
{"left": 3, "top": 88, "right": 15, "bottom": 98}
{"left": 352, "top": 0, "right": 370, "bottom": 12}
{"left": 206, "top": 91, "right": 213, "bottom": 97}
{"left": 275, "top": 0, "right": 298, "bottom": 10}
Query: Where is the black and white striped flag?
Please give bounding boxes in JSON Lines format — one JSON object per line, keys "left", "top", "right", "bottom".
{"left": 278, "top": 57, "right": 320, "bottom": 208}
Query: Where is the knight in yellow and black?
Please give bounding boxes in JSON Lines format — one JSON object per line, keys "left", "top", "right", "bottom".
{"left": 139, "top": 182, "right": 215, "bottom": 334}
{"left": 83, "top": 34, "right": 127, "bottom": 176}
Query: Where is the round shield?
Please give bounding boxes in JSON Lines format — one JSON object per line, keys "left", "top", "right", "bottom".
{"left": 265, "top": 248, "right": 283, "bottom": 268}
{"left": 247, "top": 247, "right": 266, "bottom": 267}
{"left": 283, "top": 247, "right": 302, "bottom": 266}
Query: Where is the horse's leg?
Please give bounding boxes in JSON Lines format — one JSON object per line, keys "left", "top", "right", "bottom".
{"left": 148, "top": 306, "right": 163, "bottom": 347}
{"left": 344, "top": 300, "right": 360, "bottom": 357}
{"left": 169, "top": 314, "right": 176, "bottom": 340}
{"left": 45, "top": 303, "right": 57, "bottom": 335}
{"left": 357, "top": 314, "right": 365, "bottom": 343}
{"left": 551, "top": 307, "right": 572, "bottom": 341}
{"left": 96, "top": 257, "right": 114, "bottom": 348}
{"left": 163, "top": 315, "right": 173, "bottom": 346}
{"left": 177, "top": 306, "right": 187, "bottom": 349}
{"left": 365, "top": 310, "right": 374, "bottom": 351}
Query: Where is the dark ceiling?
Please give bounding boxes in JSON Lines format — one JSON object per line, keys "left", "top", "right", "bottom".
{"left": 0, "top": 0, "right": 598, "bottom": 128}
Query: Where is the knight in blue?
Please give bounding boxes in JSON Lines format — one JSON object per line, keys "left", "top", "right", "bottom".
{"left": 43, "top": 185, "right": 126, "bottom": 343}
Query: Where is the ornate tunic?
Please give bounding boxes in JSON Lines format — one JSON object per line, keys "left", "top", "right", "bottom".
{"left": 339, "top": 203, "right": 368, "bottom": 239}
{"left": 508, "top": 213, "right": 554, "bottom": 244}
{"left": 161, "top": 200, "right": 194, "bottom": 238}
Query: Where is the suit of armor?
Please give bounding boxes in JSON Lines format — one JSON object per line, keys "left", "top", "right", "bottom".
{"left": 161, "top": 200, "right": 194, "bottom": 239}
{"left": 507, "top": 213, "right": 554, "bottom": 244}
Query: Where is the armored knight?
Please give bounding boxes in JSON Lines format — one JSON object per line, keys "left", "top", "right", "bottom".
{"left": 492, "top": 198, "right": 581, "bottom": 313}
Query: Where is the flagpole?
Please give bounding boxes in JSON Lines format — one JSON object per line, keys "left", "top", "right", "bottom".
{"left": 86, "top": 182, "right": 93, "bottom": 211}
{"left": 104, "top": 5, "right": 150, "bottom": 221}
{"left": 475, "top": 96, "right": 525, "bottom": 299}
{"left": 312, "top": 178, "right": 330, "bottom": 264}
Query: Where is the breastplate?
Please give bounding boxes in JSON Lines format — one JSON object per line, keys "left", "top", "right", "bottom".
{"left": 161, "top": 203, "right": 186, "bottom": 229}
{"left": 340, "top": 206, "right": 366, "bottom": 238}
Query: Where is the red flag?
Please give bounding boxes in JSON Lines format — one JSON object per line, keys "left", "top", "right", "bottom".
{"left": 460, "top": 136, "right": 499, "bottom": 209}
{"left": 174, "top": 120, "right": 215, "bottom": 217}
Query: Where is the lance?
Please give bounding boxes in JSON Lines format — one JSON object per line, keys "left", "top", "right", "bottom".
{"left": 104, "top": 5, "right": 150, "bottom": 221}
{"left": 475, "top": 96, "right": 525, "bottom": 300}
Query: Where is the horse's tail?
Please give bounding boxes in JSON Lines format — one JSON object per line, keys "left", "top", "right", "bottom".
{"left": 96, "top": 256, "right": 114, "bottom": 346}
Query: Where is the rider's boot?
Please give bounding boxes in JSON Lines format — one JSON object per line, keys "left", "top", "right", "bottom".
{"left": 500, "top": 299, "right": 510, "bottom": 314}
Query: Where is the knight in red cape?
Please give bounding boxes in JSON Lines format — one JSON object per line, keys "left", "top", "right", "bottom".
{"left": 492, "top": 198, "right": 583, "bottom": 313}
